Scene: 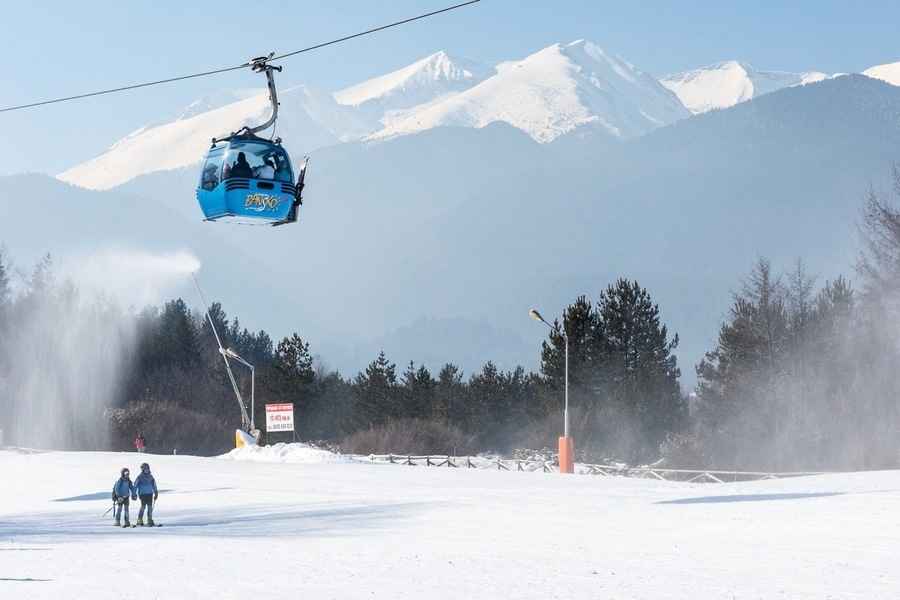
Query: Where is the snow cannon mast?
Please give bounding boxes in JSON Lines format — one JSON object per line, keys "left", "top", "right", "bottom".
{"left": 192, "top": 275, "right": 261, "bottom": 448}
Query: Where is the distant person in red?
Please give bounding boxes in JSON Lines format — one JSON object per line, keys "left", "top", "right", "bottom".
{"left": 134, "top": 433, "right": 146, "bottom": 453}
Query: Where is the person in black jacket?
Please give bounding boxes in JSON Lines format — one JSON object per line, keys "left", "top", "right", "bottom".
{"left": 229, "top": 152, "right": 253, "bottom": 178}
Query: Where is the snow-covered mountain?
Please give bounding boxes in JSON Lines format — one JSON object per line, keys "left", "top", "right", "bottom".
{"left": 370, "top": 40, "right": 689, "bottom": 143}
{"left": 661, "top": 61, "right": 828, "bottom": 114}
{"left": 59, "top": 41, "right": 692, "bottom": 189}
{"left": 335, "top": 50, "right": 489, "bottom": 114}
{"left": 176, "top": 88, "right": 263, "bottom": 120}
{"left": 59, "top": 85, "right": 372, "bottom": 190}
{"left": 60, "top": 42, "right": 893, "bottom": 191}
{"left": 863, "top": 61, "right": 900, "bottom": 86}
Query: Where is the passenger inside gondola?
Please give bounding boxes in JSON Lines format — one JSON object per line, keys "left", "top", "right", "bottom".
{"left": 229, "top": 152, "right": 253, "bottom": 178}
{"left": 257, "top": 158, "right": 276, "bottom": 179}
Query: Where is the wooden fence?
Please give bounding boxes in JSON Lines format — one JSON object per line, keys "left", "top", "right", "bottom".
{"left": 349, "top": 454, "right": 827, "bottom": 483}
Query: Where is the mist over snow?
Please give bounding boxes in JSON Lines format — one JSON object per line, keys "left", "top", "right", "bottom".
{"left": 0, "top": 249, "right": 202, "bottom": 450}
{"left": 58, "top": 248, "right": 201, "bottom": 308}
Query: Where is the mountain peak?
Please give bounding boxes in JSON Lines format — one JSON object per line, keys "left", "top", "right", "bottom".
{"left": 334, "top": 51, "right": 489, "bottom": 110}
{"left": 661, "top": 61, "right": 828, "bottom": 114}
{"left": 370, "top": 40, "right": 688, "bottom": 143}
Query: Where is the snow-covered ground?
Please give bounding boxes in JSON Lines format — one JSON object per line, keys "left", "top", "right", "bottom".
{"left": 1, "top": 447, "right": 898, "bottom": 599}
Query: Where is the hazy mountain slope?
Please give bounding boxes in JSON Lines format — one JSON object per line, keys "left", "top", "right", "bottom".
{"left": 372, "top": 40, "right": 689, "bottom": 143}
{"left": 661, "top": 61, "right": 828, "bottom": 113}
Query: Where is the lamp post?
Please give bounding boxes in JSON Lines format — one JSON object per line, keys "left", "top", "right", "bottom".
{"left": 529, "top": 308, "right": 574, "bottom": 473}
{"left": 224, "top": 348, "right": 256, "bottom": 433}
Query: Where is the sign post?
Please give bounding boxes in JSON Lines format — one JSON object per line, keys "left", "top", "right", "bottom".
{"left": 265, "top": 403, "right": 295, "bottom": 441}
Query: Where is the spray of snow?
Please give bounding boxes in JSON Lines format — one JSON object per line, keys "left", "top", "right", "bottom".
{"left": 58, "top": 248, "right": 201, "bottom": 308}
{"left": 1, "top": 249, "right": 201, "bottom": 450}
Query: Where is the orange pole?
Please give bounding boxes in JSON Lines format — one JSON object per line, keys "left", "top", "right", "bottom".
{"left": 558, "top": 436, "right": 574, "bottom": 474}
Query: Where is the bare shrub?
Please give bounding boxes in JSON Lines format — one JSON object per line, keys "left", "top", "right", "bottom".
{"left": 106, "top": 402, "right": 232, "bottom": 456}
{"left": 340, "top": 418, "right": 476, "bottom": 456}
{"left": 657, "top": 432, "right": 708, "bottom": 469}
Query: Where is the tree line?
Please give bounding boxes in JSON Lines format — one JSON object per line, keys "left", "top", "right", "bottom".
{"left": 2, "top": 165, "right": 899, "bottom": 470}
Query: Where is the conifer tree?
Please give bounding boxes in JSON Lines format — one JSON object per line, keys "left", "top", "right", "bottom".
{"left": 352, "top": 351, "right": 398, "bottom": 428}
{"left": 435, "top": 363, "right": 464, "bottom": 425}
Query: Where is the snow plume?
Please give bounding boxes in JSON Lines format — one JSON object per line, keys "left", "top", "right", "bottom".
{"left": 0, "top": 249, "right": 200, "bottom": 450}
{"left": 59, "top": 248, "right": 201, "bottom": 308}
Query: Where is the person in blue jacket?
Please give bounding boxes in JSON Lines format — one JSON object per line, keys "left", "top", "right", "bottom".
{"left": 134, "top": 462, "right": 159, "bottom": 526}
{"left": 112, "top": 467, "right": 136, "bottom": 527}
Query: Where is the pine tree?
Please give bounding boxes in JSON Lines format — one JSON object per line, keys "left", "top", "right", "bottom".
{"left": 435, "top": 363, "right": 464, "bottom": 425}
{"left": 155, "top": 298, "right": 200, "bottom": 372}
{"left": 539, "top": 295, "right": 599, "bottom": 389}
{"left": 539, "top": 280, "right": 683, "bottom": 461}
{"left": 273, "top": 334, "right": 315, "bottom": 385}
{"left": 352, "top": 351, "right": 398, "bottom": 428}
{"left": 596, "top": 279, "right": 683, "bottom": 460}
{"left": 400, "top": 361, "right": 435, "bottom": 419}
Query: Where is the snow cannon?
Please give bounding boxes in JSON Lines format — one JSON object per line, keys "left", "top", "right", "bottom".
{"left": 235, "top": 429, "right": 260, "bottom": 448}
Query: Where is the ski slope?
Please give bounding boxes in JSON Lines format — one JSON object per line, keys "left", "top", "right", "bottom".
{"left": 1, "top": 447, "right": 897, "bottom": 599}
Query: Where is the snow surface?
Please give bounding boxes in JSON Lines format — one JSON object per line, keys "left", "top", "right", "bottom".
{"left": 864, "top": 61, "right": 900, "bottom": 87}
{"left": 1, "top": 448, "right": 898, "bottom": 598}
{"left": 661, "top": 61, "right": 828, "bottom": 114}
{"left": 370, "top": 40, "right": 689, "bottom": 143}
{"left": 222, "top": 442, "right": 349, "bottom": 464}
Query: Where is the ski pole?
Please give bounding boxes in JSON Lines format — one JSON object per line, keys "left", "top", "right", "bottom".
{"left": 103, "top": 502, "right": 114, "bottom": 518}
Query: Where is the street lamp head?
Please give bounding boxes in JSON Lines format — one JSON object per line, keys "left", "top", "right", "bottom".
{"left": 223, "top": 348, "right": 239, "bottom": 359}
{"left": 529, "top": 308, "right": 544, "bottom": 323}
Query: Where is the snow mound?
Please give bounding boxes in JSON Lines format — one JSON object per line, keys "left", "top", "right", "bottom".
{"left": 864, "top": 61, "right": 900, "bottom": 87}
{"left": 661, "top": 61, "right": 828, "bottom": 114}
{"left": 220, "top": 442, "right": 348, "bottom": 464}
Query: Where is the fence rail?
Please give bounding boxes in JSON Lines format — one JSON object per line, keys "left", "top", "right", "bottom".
{"left": 349, "top": 454, "right": 828, "bottom": 483}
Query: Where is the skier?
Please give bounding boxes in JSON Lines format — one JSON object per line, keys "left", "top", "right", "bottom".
{"left": 111, "top": 467, "right": 137, "bottom": 527}
{"left": 134, "top": 432, "right": 146, "bottom": 453}
{"left": 134, "top": 462, "right": 159, "bottom": 526}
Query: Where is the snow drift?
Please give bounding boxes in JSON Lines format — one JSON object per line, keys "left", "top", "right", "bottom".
{"left": 221, "top": 442, "right": 349, "bottom": 464}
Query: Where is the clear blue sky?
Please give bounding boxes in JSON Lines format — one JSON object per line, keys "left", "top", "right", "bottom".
{"left": 2, "top": 0, "right": 899, "bottom": 175}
